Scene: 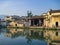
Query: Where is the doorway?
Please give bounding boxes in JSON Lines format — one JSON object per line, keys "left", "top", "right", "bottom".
{"left": 34, "top": 19, "right": 39, "bottom": 26}
{"left": 56, "top": 22, "right": 58, "bottom": 27}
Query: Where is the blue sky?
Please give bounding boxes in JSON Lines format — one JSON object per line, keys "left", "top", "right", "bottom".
{"left": 0, "top": 0, "right": 60, "bottom": 16}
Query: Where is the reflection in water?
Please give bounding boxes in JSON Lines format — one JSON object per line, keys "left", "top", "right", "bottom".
{"left": 4, "top": 28, "right": 24, "bottom": 38}
{"left": 0, "top": 28, "right": 60, "bottom": 45}
{"left": 44, "top": 30, "right": 60, "bottom": 45}
{"left": 26, "top": 30, "right": 44, "bottom": 45}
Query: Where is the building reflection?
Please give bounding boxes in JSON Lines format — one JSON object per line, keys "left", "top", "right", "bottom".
{"left": 3, "top": 28, "right": 45, "bottom": 45}
{"left": 44, "top": 30, "right": 60, "bottom": 45}
{"left": 26, "top": 30, "right": 44, "bottom": 44}
{"left": 4, "top": 28, "right": 24, "bottom": 38}
{"left": 26, "top": 30, "right": 44, "bottom": 39}
{"left": 4, "top": 29, "right": 44, "bottom": 39}
{"left": 0, "top": 28, "right": 60, "bottom": 45}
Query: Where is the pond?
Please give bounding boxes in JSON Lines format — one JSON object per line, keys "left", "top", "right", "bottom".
{"left": 0, "top": 28, "right": 60, "bottom": 45}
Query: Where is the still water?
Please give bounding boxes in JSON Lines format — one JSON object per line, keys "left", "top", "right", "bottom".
{"left": 0, "top": 28, "right": 60, "bottom": 45}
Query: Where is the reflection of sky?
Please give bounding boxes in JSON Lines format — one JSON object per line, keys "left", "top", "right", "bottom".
{"left": 0, "top": 28, "right": 47, "bottom": 45}
{"left": 0, "top": 36, "right": 47, "bottom": 45}
{"left": 0, "top": 0, "right": 60, "bottom": 16}
{"left": 0, "top": 33, "right": 47, "bottom": 45}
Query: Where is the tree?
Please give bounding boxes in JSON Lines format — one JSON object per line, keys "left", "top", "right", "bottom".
{"left": 27, "top": 11, "right": 33, "bottom": 17}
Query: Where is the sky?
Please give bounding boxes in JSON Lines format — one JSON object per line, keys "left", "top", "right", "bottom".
{"left": 0, "top": 0, "right": 60, "bottom": 16}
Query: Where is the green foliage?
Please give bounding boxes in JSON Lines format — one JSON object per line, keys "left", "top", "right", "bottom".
{"left": 27, "top": 11, "right": 33, "bottom": 17}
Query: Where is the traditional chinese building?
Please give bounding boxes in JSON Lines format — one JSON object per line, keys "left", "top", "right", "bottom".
{"left": 44, "top": 9, "right": 60, "bottom": 28}
{"left": 28, "top": 16, "right": 44, "bottom": 27}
